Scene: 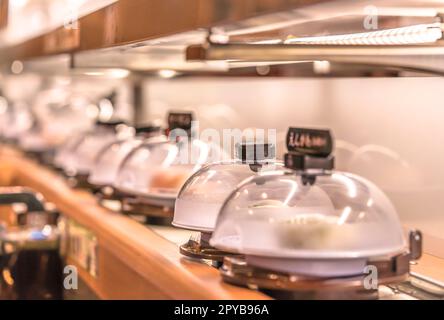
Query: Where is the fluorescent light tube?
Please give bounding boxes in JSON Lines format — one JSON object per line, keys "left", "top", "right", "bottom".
{"left": 285, "top": 23, "right": 443, "bottom": 45}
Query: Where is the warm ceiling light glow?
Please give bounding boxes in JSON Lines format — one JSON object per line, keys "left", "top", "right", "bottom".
{"left": 285, "top": 23, "right": 443, "bottom": 45}
{"left": 83, "top": 68, "right": 130, "bottom": 79}
{"left": 108, "top": 68, "right": 130, "bottom": 79}
{"left": 11, "top": 60, "right": 24, "bottom": 74}
{"left": 158, "top": 69, "right": 178, "bottom": 79}
{"left": 10, "top": 0, "right": 29, "bottom": 9}
{"left": 84, "top": 71, "right": 105, "bottom": 77}
{"left": 251, "top": 39, "right": 282, "bottom": 45}
{"left": 313, "top": 60, "right": 331, "bottom": 74}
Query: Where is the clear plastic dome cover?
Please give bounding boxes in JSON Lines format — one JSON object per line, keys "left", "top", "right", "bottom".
{"left": 114, "top": 139, "right": 226, "bottom": 199}
{"left": 88, "top": 135, "right": 166, "bottom": 187}
{"left": 211, "top": 171, "right": 406, "bottom": 260}
{"left": 174, "top": 161, "right": 283, "bottom": 232}
{"left": 19, "top": 118, "right": 92, "bottom": 153}
{"left": 18, "top": 98, "right": 96, "bottom": 152}
{"left": 61, "top": 122, "right": 134, "bottom": 176}
{"left": 53, "top": 130, "right": 88, "bottom": 169}
{"left": 19, "top": 130, "right": 53, "bottom": 152}
{"left": 0, "top": 101, "right": 34, "bottom": 141}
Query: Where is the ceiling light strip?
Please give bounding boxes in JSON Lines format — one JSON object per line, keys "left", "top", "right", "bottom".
{"left": 285, "top": 23, "right": 443, "bottom": 45}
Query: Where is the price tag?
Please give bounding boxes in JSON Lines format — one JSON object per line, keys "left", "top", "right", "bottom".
{"left": 286, "top": 127, "right": 333, "bottom": 157}
{"left": 168, "top": 112, "right": 194, "bottom": 133}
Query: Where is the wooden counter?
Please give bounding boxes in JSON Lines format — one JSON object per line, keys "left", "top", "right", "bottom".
{"left": 0, "top": 147, "right": 269, "bottom": 300}
{"left": 1, "top": 146, "right": 443, "bottom": 299}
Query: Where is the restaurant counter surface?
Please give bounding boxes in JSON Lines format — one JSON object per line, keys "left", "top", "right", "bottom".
{"left": 0, "top": 146, "right": 269, "bottom": 300}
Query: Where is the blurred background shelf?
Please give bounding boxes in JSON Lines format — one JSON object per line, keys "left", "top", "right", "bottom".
{"left": 1, "top": 0, "right": 444, "bottom": 76}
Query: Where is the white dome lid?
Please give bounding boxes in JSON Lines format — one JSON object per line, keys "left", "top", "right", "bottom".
{"left": 54, "top": 131, "right": 88, "bottom": 169}
{"left": 88, "top": 137, "right": 144, "bottom": 186}
{"left": 173, "top": 161, "right": 283, "bottom": 232}
{"left": 114, "top": 139, "right": 227, "bottom": 199}
{"left": 1, "top": 103, "right": 34, "bottom": 140}
{"left": 61, "top": 123, "right": 133, "bottom": 175}
{"left": 210, "top": 171, "right": 407, "bottom": 260}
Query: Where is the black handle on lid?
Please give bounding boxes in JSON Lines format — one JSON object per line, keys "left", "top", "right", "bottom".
{"left": 95, "top": 119, "right": 127, "bottom": 128}
{"left": 235, "top": 143, "right": 275, "bottom": 164}
{"left": 136, "top": 125, "right": 162, "bottom": 135}
{"left": 167, "top": 112, "right": 194, "bottom": 131}
{"left": 284, "top": 152, "right": 334, "bottom": 171}
{"left": 167, "top": 112, "right": 195, "bottom": 140}
{"left": 285, "top": 128, "right": 335, "bottom": 171}
{"left": 0, "top": 187, "right": 45, "bottom": 213}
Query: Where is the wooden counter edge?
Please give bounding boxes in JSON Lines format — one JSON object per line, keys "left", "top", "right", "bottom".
{"left": 0, "top": 152, "right": 270, "bottom": 300}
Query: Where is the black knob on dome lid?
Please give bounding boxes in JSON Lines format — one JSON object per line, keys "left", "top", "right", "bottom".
{"left": 136, "top": 125, "right": 162, "bottom": 135}
{"left": 167, "top": 111, "right": 195, "bottom": 140}
{"left": 95, "top": 119, "right": 127, "bottom": 127}
{"left": 235, "top": 143, "right": 276, "bottom": 164}
{"left": 167, "top": 112, "right": 194, "bottom": 131}
{"left": 285, "top": 127, "right": 335, "bottom": 171}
